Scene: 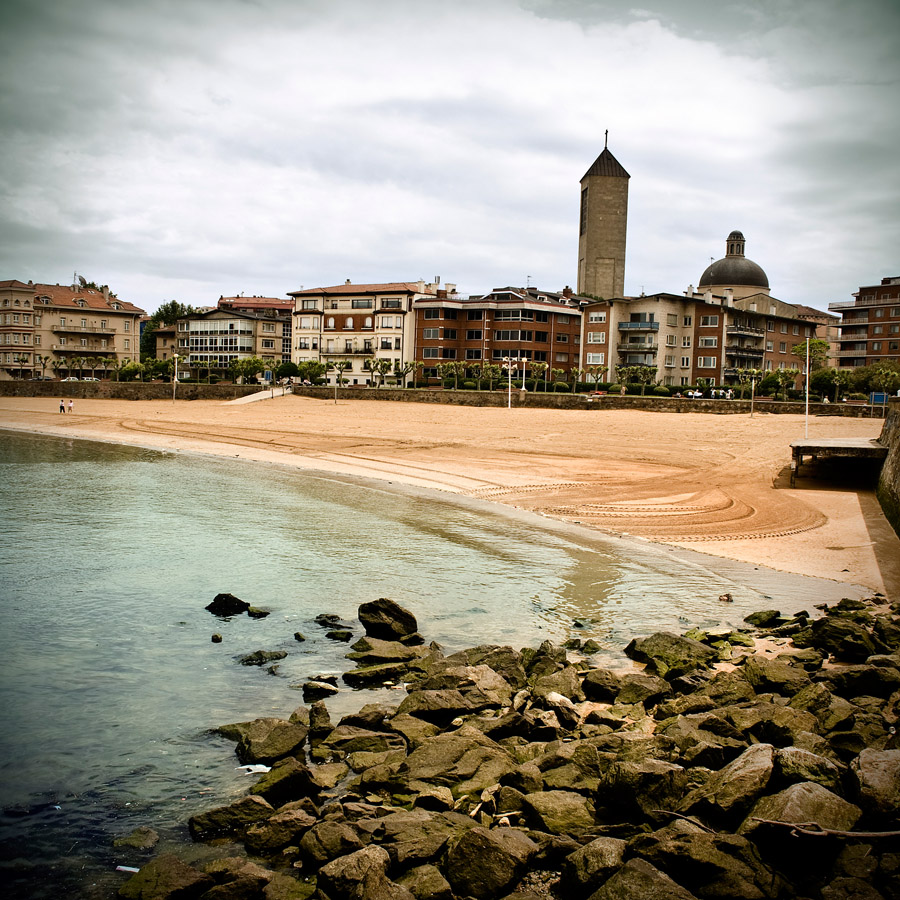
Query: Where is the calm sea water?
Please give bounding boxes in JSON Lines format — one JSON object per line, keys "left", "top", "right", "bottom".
{"left": 0, "top": 430, "right": 860, "bottom": 898}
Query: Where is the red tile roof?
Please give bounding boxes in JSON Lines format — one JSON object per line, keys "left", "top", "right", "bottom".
{"left": 289, "top": 283, "right": 433, "bottom": 297}
{"left": 31, "top": 283, "right": 144, "bottom": 314}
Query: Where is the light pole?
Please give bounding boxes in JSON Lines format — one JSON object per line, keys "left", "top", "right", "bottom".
{"left": 504, "top": 356, "right": 523, "bottom": 408}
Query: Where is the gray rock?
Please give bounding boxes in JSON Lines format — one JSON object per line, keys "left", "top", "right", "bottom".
{"left": 789, "top": 682, "right": 856, "bottom": 732}
{"left": 239, "top": 649, "right": 288, "bottom": 667}
{"left": 532, "top": 665, "right": 585, "bottom": 702}
{"left": 680, "top": 744, "right": 775, "bottom": 821}
{"left": 301, "top": 680, "right": 339, "bottom": 702}
{"left": 598, "top": 758, "right": 689, "bottom": 819}
{"left": 395, "top": 689, "right": 479, "bottom": 726}
{"left": 298, "top": 820, "right": 364, "bottom": 866}
{"left": 523, "top": 789, "right": 597, "bottom": 834}
{"left": 244, "top": 808, "right": 317, "bottom": 854}
{"left": 347, "top": 636, "right": 429, "bottom": 665}
{"left": 247, "top": 606, "right": 271, "bottom": 619}
{"left": 850, "top": 748, "right": 900, "bottom": 819}
{"left": 320, "top": 724, "right": 406, "bottom": 756}
{"left": 443, "top": 826, "right": 537, "bottom": 900}
{"left": 342, "top": 662, "right": 420, "bottom": 688}
{"left": 232, "top": 717, "right": 308, "bottom": 764}
{"left": 740, "top": 656, "right": 811, "bottom": 697}
{"left": 317, "top": 845, "right": 414, "bottom": 900}
{"left": 616, "top": 674, "right": 673, "bottom": 706}
{"left": 397, "top": 864, "right": 453, "bottom": 900}
{"left": 587, "top": 858, "right": 700, "bottom": 899}
{"left": 118, "top": 853, "right": 214, "bottom": 900}
{"left": 188, "top": 794, "right": 274, "bottom": 841}
{"left": 250, "top": 757, "right": 318, "bottom": 806}
{"left": 821, "top": 665, "right": 900, "bottom": 700}
{"left": 206, "top": 593, "right": 250, "bottom": 616}
{"left": 774, "top": 747, "right": 844, "bottom": 792}
{"left": 808, "top": 616, "right": 877, "bottom": 662}
{"left": 112, "top": 826, "right": 159, "bottom": 851}
{"left": 630, "top": 824, "right": 781, "bottom": 899}
{"left": 624, "top": 632, "right": 718, "bottom": 678}
{"left": 561, "top": 836, "right": 627, "bottom": 892}
{"left": 820, "top": 876, "right": 887, "bottom": 900}
{"left": 738, "top": 781, "right": 862, "bottom": 836}
{"left": 372, "top": 809, "right": 475, "bottom": 868}
{"left": 582, "top": 667, "right": 623, "bottom": 702}
{"left": 358, "top": 598, "right": 418, "bottom": 640}
{"left": 744, "top": 610, "right": 781, "bottom": 628}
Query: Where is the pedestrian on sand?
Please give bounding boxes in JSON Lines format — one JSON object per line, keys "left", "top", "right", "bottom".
{"left": 68, "top": 399, "right": 74, "bottom": 414}
{"left": 59, "top": 398, "right": 65, "bottom": 413}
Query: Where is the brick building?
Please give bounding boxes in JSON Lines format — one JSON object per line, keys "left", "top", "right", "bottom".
{"left": 828, "top": 276, "right": 900, "bottom": 368}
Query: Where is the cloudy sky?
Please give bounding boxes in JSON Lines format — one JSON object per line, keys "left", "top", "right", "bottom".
{"left": 1, "top": 0, "right": 897, "bottom": 314}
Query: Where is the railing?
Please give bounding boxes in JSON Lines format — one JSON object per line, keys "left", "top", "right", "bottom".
{"left": 321, "top": 348, "right": 373, "bottom": 356}
{"left": 829, "top": 297, "right": 895, "bottom": 310}
{"left": 52, "top": 324, "right": 116, "bottom": 334}
{"left": 834, "top": 348, "right": 869, "bottom": 358}
{"left": 51, "top": 343, "right": 116, "bottom": 352}
{"left": 618, "top": 321, "right": 659, "bottom": 331}
{"left": 616, "top": 342, "right": 658, "bottom": 352}
{"left": 725, "top": 345, "right": 764, "bottom": 356}
{"left": 726, "top": 325, "right": 764, "bottom": 337}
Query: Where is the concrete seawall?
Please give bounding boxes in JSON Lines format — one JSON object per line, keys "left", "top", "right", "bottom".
{"left": 878, "top": 398, "right": 900, "bottom": 537}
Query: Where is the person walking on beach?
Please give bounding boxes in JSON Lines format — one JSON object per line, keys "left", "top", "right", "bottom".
{"left": 59, "top": 398, "right": 65, "bottom": 413}
{"left": 68, "top": 399, "right": 74, "bottom": 414}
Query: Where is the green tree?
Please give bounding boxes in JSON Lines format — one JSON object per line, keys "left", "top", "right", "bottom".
{"left": 13, "top": 353, "right": 30, "bottom": 379}
{"left": 140, "top": 300, "right": 196, "bottom": 358}
{"left": 735, "top": 367, "right": 763, "bottom": 400}
{"left": 394, "top": 360, "right": 416, "bottom": 388}
{"left": 35, "top": 354, "right": 52, "bottom": 378}
{"left": 276, "top": 361, "right": 299, "bottom": 380}
{"left": 871, "top": 362, "right": 900, "bottom": 397}
{"left": 482, "top": 363, "right": 501, "bottom": 391}
{"left": 791, "top": 338, "right": 829, "bottom": 371}
{"left": 530, "top": 361, "right": 548, "bottom": 391}
{"left": 296, "top": 359, "right": 326, "bottom": 384}
{"left": 329, "top": 359, "right": 352, "bottom": 386}
{"left": 444, "top": 360, "right": 463, "bottom": 389}
{"left": 773, "top": 367, "right": 800, "bottom": 401}
{"left": 368, "top": 357, "right": 392, "bottom": 387}
{"left": 230, "top": 356, "right": 266, "bottom": 384}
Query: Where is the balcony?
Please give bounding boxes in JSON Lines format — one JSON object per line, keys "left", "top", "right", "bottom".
{"left": 829, "top": 297, "right": 892, "bottom": 310}
{"left": 616, "top": 342, "right": 658, "bottom": 353}
{"left": 52, "top": 324, "right": 116, "bottom": 334}
{"left": 725, "top": 345, "right": 764, "bottom": 357}
{"left": 321, "top": 347, "right": 373, "bottom": 356}
{"left": 726, "top": 325, "right": 764, "bottom": 337}
{"left": 618, "top": 321, "right": 659, "bottom": 332}
{"left": 834, "top": 348, "right": 869, "bottom": 358}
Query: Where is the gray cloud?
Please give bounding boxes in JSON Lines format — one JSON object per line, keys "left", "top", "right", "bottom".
{"left": 0, "top": 0, "right": 897, "bottom": 311}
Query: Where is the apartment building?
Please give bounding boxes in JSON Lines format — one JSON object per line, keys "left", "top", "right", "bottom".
{"left": 177, "top": 307, "right": 291, "bottom": 369}
{"left": 828, "top": 276, "right": 900, "bottom": 368}
{"left": 414, "top": 286, "right": 585, "bottom": 380}
{"left": 218, "top": 295, "right": 293, "bottom": 362}
{"left": 288, "top": 281, "right": 448, "bottom": 385}
{"left": 0, "top": 279, "right": 144, "bottom": 379}
{"left": 581, "top": 289, "right": 815, "bottom": 386}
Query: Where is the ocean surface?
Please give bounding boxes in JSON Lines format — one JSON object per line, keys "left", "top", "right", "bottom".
{"left": 0, "top": 430, "right": 862, "bottom": 898}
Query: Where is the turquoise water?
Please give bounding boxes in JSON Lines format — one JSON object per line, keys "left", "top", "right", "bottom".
{"left": 0, "top": 430, "right": 856, "bottom": 898}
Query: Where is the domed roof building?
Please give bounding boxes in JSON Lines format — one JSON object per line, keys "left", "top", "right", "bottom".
{"left": 698, "top": 231, "right": 770, "bottom": 299}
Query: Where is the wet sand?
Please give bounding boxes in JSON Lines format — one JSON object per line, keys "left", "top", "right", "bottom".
{"left": 2, "top": 393, "right": 897, "bottom": 598}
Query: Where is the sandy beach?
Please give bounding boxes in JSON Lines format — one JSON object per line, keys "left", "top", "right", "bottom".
{"left": 2, "top": 393, "right": 898, "bottom": 598}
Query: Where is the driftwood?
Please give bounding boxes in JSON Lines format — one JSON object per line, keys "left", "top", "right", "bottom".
{"left": 749, "top": 818, "right": 900, "bottom": 839}
{"left": 652, "top": 810, "right": 716, "bottom": 833}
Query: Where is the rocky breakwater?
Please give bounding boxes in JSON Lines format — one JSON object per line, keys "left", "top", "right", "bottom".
{"left": 117, "top": 595, "right": 900, "bottom": 900}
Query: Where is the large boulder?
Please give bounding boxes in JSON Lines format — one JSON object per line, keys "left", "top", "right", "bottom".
{"left": 416, "top": 664, "right": 515, "bottom": 707}
{"left": 205, "top": 593, "right": 250, "bottom": 616}
{"left": 630, "top": 824, "right": 781, "bottom": 899}
{"left": 250, "top": 757, "right": 318, "bottom": 807}
{"left": 358, "top": 599, "right": 418, "bottom": 640}
{"left": 588, "top": 858, "right": 700, "bottom": 900}
{"left": 188, "top": 794, "right": 274, "bottom": 841}
{"left": 443, "top": 826, "right": 537, "bottom": 900}
{"left": 624, "top": 632, "right": 718, "bottom": 678}
{"left": 523, "top": 790, "right": 597, "bottom": 834}
{"left": 739, "top": 781, "right": 862, "bottom": 837}
{"left": 560, "top": 836, "right": 627, "bottom": 894}
{"left": 582, "top": 667, "right": 624, "bottom": 702}
{"left": 820, "top": 664, "right": 900, "bottom": 700}
{"left": 317, "top": 845, "right": 413, "bottom": 900}
{"left": 616, "top": 673, "right": 673, "bottom": 706}
{"left": 396, "top": 864, "right": 453, "bottom": 900}
{"left": 373, "top": 809, "right": 475, "bottom": 868}
{"left": 740, "top": 656, "right": 811, "bottom": 697}
{"left": 232, "top": 718, "right": 308, "bottom": 764}
{"left": 850, "top": 748, "right": 900, "bottom": 819}
{"left": 319, "top": 724, "right": 405, "bottom": 756}
{"left": 788, "top": 683, "right": 856, "bottom": 732}
{"left": 680, "top": 744, "right": 775, "bottom": 822}
{"left": 597, "top": 758, "right": 689, "bottom": 820}
{"left": 118, "top": 854, "right": 214, "bottom": 899}
{"left": 244, "top": 807, "right": 317, "bottom": 854}
{"left": 807, "top": 616, "right": 878, "bottom": 662}
{"left": 773, "top": 747, "right": 844, "bottom": 793}
{"left": 298, "top": 820, "right": 364, "bottom": 866}
{"left": 398, "top": 726, "right": 517, "bottom": 798}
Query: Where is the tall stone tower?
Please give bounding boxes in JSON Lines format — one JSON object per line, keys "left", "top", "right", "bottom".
{"left": 577, "top": 142, "right": 629, "bottom": 299}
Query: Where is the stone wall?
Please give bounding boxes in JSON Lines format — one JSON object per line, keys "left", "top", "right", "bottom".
{"left": 0, "top": 381, "right": 261, "bottom": 401}
{"left": 877, "top": 398, "right": 900, "bottom": 537}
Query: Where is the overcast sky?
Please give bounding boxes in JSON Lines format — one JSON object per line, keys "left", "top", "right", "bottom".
{"left": 1, "top": 0, "right": 897, "bottom": 314}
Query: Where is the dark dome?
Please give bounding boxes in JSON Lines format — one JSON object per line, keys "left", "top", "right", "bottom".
{"left": 698, "top": 256, "right": 769, "bottom": 289}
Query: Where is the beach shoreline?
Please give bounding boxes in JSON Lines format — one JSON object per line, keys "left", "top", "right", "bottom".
{"left": 2, "top": 393, "right": 897, "bottom": 598}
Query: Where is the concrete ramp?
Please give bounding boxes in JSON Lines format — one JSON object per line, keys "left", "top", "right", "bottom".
{"left": 225, "top": 386, "right": 291, "bottom": 405}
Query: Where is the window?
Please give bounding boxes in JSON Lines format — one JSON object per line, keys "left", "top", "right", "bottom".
{"left": 683, "top": 316, "right": 692, "bottom": 327}
{"left": 681, "top": 356, "right": 690, "bottom": 368}
{"left": 555, "top": 352, "right": 569, "bottom": 363}
{"left": 792, "top": 324, "right": 799, "bottom": 334}
{"left": 558, "top": 315, "right": 570, "bottom": 325}
{"left": 535, "top": 331, "right": 549, "bottom": 342}
{"left": 892, "top": 308, "right": 900, "bottom": 316}
{"left": 580, "top": 187, "right": 588, "bottom": 234}
{"left": 380, "top": 338, "right": 392, "bottom": 350}
{"left": 124, "top": 339, "right": 130, "bottom": 349}
{"left": 779, "top": 342, "right": 786, "bottom": 353}
{"left": 441, "top": 348, "right": 457, "bottom": 359}
{"left": 80, "top": 338, "right": 87, "bottom": 347}
{"left": 381, "top": 299, "right": 401, "bottom": 309}
{"left": 424, "top": 309, "right": 440, "bottom": 319}
{"left": 302, "top": 299, "right": 318, "bottom": 310}
{"left": 344, "top": 317, "right": 354, "bottom": 329}
{"left": 589, "top": 311, "right": 606, "bottom": 323}
{"left": 875, "top": 308, "right": 884, "bottom": 318}
{"left": 587, "top": 332, "right": 606, "bottom": 344}
{"left": 444, "top": 309, "right": 458, "bottom": 319}
{"left": 466, "top": 330, "right": 482, "bottom": 340}
{"left": 874, "top": 325, "right": 883, "bottom": 334}
{"left": 60, "top": 317, "right": 66, "bottom": 327}
{"left": 467, "top": 310, "right": 483, "bottom": 320}
{"left": 556, "top": 334, "right": 569, "bottom": 343}
{"left": 262, "top": 323, "right": 275, "bottom": 332}
{"left": 535, "top": 311, "right": 549, "bottom": 323}
{"left": 394, "top": 337, "right": 401, "bottom": 350}
{"left": 364, "top": 317, "right": 372, "bottom": 328}
{"left": 682, "top": 336, "right": 691, "bottom": 347}
{"left": 123, "top": 321, "right": 129, "bottom": 331}
{"left": 873, "top": 342, "right": 882, "bottom": 351}
{"left": 700, "top": 315, "right": 719, "bottom": 327}
{"left": 423, "top": 328, "right": 439, "bottom": 339}
{"left": 586, "top": 352, "right": 605, "bottom": 364}
{"left": 697, "top": 356, "right": 717, "bottom": 368}
{"left": 890, "top": 324, "right": 900, "bottom": 333}
{"left": 665, "top": 334, "right": 676, "bottom": 346}
{"left": 780, "top": 323, "right": 788, "bottom": 333}
{"left": 298, "top": 338, "right": 311, "bottom": 350}
{"left": 665, "top": 355, "right": 675, "bottom": 367}
{"left": 81, "top": 318, "right": 87, "bottom": 327}
{"left": 262, "top": 339, "right": 275, "bottom": 349}
{"left": 465, "top": 349, "right": 482, "bottom": 360}
{"left": 351, "top": 299, "right": 373, "bottom": 309}
{"left": 699, "top": 337, "right": 717, "bottom": 347}
{"left": 423, "top": 347, "right": 438, "bottom": 358}
{"left": 766, "top": 340, "right": 774, "bottom": 351}
{"left": 667, "top": 314, "right": 678, "bottom": 326}
{"left": 101, "top": 339, "right": 107, "bottom": 348}
{"left": 444, "top": 329, "right": 457, "bottom": 340}
{"left": 767, "top": 320, "right": 774, "bottom": 331}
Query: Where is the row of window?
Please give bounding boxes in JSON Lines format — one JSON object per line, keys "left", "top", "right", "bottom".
{"left": 421, "top": 348, "right": 565, "bottom": 362}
